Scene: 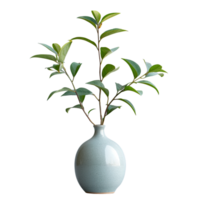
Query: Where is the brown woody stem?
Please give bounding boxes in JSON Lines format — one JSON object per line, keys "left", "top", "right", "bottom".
{"left": 97, "top": 26, "right": 103, "bottom": 124}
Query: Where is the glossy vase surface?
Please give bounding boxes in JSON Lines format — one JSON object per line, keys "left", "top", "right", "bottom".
{"left": 75, "top": 125, "right": 126, "bottom": 194}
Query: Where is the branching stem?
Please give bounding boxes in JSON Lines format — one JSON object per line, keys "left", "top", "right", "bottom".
{"left": 63, "top": 66, "right": 97, "bottom": 125}
{"left": 102, "top": 72, "right": 148, "bottom": 124}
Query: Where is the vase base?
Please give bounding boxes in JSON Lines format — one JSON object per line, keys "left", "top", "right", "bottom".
{"left": 86, "top": 192, "right": 114, "bottom": 194}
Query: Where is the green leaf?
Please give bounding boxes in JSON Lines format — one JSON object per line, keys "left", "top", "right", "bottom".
{"left": 76, "top": 87, "right": 95, "bottom": 103}
{"left": 77, "top": 16, "right": 97, "bottom": 28}
{"left": 70, "top": 103, "right": 86, "bottom": 110}
{"left": 144, "top": 61, "right": 153, "bottom": 72}
{"left": 49, "top": 71, "right": 64, "bottom": 78}
{"left": 52, "top": 43, "right": 61, "bottom": 54}
{"left": 76, "top": 88, "right": 93, "bottom": 96}
{"left": 63, "top": 103, "right": 86, "bottom": 114}
{"left": 63, "top": 107, "right": 72, "bottom": 114}
{"left": 70, "top": 62, "right": 82, "bottom": 77}
{"left": 116, "top": 98, "right": 138, "bottom": 116}
{"left": 71, "top": 37, "right": 97, "bottom": 48}
{"left": 102, "top": 64, "right": 119, "bottom": 79}
{"left": 145, "top": 62, "right": 167, "bottom": 73}
{"left": 55, "top": 65, "right": 61, "bottom": 71}
{"left": 106, "top": 105, "right": 121, "bottom": 115}
{"left": 79, "top": 95, "right": 87, "bottom": 103}
{"left": 146, "top": 72, "right": 165, "bottom": 78}
{"left": 158, "top": 70, "right": 170, "bottom": 78}
{"left": 140, "top": 58, "right": 153, "bottom": 72}
{"left": 62, "top": 91, "right": 76, "bottom": 96}
{"left": 104, "top": 82, "right": 130, "bottom": 106}
{"left": 31, "top": 54, "right": 57, "bottom": 62}
{"left": 62, "top": 88, "right": 91, "bottom": 103}
{"left": 101, "top": 47, "right": 119, "bottom": 60}
{"left": 113, "top": 82, "right": 122, "bottom": 93}
{"left": 122, "top": 58, "right": 141, "bottom": 79}
{"left": 91, "top": 10, "right": 101, "bottom": 23}
{"left": 86, "top": 80, "right": 109, "bottom": 97}
{"left": 100, "top": 28, "right": 127, "bottom": 40}
{"left": 113, "top": 82, "right": 129, "bottom": 93}
{"left": 39, "top": 43, "right": 57, "bottom": 54}
{"left": 87, "top": 108, "right": 98, "bottom": 115}
{"left": 43, "top": 66, "right": 53, "bottom": 71}
{"left": 55, "top": 86, "right": 74, "bottom": 94}
{"left": 43, "top": 63, "right": 60, "bottom": 72}
{"left": 45, "top": 90, "right": 56, "bottom": 102}
{"left": 134, "top": 80, "right": 161, "bottom": 96}
{"left": 59, "top": 41, "right": 72, "bottom": 63}
{"left": 101, "top": 13, "right": 120, "bottom": 23}
{"left": 148, "top": 64, "right": 167, "bottom": 73}
{"left": 45, "top": 86, "right": 75, "bottom": 102}
{"left": 124, "top": 86, "right": 143, "bottom": 95}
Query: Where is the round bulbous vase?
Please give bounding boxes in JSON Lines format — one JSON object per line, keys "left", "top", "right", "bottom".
{"left": 75, "top": 125, "right": 126, "bottom": 194}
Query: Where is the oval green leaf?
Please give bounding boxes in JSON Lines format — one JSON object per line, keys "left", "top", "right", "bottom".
{"left": 70, "top": 62, "right": 82, "bottom": 77}
{"left": 49, "top": 71, "right": 64, "bottom": 78}
{"left": 62, "top": 88, "right": 91, "bottom": 103}
{"left": 45, "top": 86, "right": 75, "bottom": 102}
{"left": 70, "top": 103, "right": 85, "bottom": 110}
{"left": 39, "top": 43, "right": 57, "bottom": 54}
{"left": 100, "top": 28, "right": 127, "bottom": 40}
{"left": 31, "top": 54, "right": 57, "bottom": 62}
{"left": 115, "top": 83, "right": 129, "bottom": 92}
{"left": 149, "top": 64, "right": 162, "bottom": 73}
{"left": 77, "top": 16, "right": 97, "bottom": 28}
{"left": 101, "top": 13, "right": 120, "bottom": 23}
{"left": 124, "top": 86, "right": 143, "bottom": 95}
{"left": 144, "top": 61, "right": 153, "bottom": 72}
{"left": 76, "top": 88, "right": 92, "bottom": 96}
{"left": 46, "top": 67, "right": 53, "bottom": 71}
{"left": 55, "top": 86, "right": 74, "bottom": 94}
{"left": 86, "top": 80, "right": 109, "bottom": 97}
{"left": 46, "top": 64, "right": 60, "bottom": 71}
{"left": 101, "top": 47, "right": 110, "bottom": 59}
{"left": 59, "top": 41, "right": 72, "bottom": 63}
{"left": 140, "top": 58, "right": 153, "bottom": 72}
{"left": 146, "top": 72, "right": 165, "bottom": 77}
{"left": 134, "top": 80, "right": 161, "bottom": 96}
{"left": 52, "top": 43, "right": 61, "bottom": 54}
{"left": 61, "top": 90, "right": 75, "bottom": 96}
{"left": 71, "top": 37, "right": 97, "bottom": 48}
{"left": 63, "top": 107, "right": 72, "bottom": 114}
{"left": 101, "top": 47, "right": 119, "bottom": 60}
{"left": 63, "top": 103, "right": 85, "bottom": 114}
{"left": 122, "top": 58, "right": 141, "bottom": 79}
{"left": 116, "top": 83, "right": 123, "bottom": 92}
{"left": 107, "top": 105, "right": 121, "bottom": 115}
{"left": 102, "top": 64, "right": 119, "bottom": 79}
{"left": 91, "top": 10, "right": 101, "bottom": 23}
{"left": 116, "top": 98, "right": 138, "bottom": 116}
{"left": 87, "top": 108, "right": 98, "bottom": 115}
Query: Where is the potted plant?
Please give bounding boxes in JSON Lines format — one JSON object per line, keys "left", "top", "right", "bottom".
{"left": 31, "top": 10, "right": 167, "bottom": 194}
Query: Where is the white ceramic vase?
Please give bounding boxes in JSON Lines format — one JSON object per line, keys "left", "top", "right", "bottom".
{"left": 72, "top": 124, "right": 128, "bottom": 195}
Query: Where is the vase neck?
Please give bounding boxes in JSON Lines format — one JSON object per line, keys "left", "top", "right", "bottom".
{"left": 93, "top": 125, "right": 106, "bottom": 138}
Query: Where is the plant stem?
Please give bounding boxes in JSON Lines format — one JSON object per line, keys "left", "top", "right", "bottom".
{"left": 97, "top": 26, "right": 103, "bottom": 124}
{"left": 63, "top": 66, "right": 97, "bottom": 125}
{"left": 102, "top": 72, "right": 148, "bottom": 124}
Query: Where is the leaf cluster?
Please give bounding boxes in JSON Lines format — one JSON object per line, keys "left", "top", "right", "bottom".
{"left": 31, "top": 10, "right": 167, "bottom": 125}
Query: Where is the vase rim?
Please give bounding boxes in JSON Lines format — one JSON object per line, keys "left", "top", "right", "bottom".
{"left": 93, "top": 125, "right": 106, "bottom": 127}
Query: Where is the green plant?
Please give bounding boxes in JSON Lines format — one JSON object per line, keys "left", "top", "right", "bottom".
{"left": 31, "top": 10, "right": 167, "bottom": 125}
